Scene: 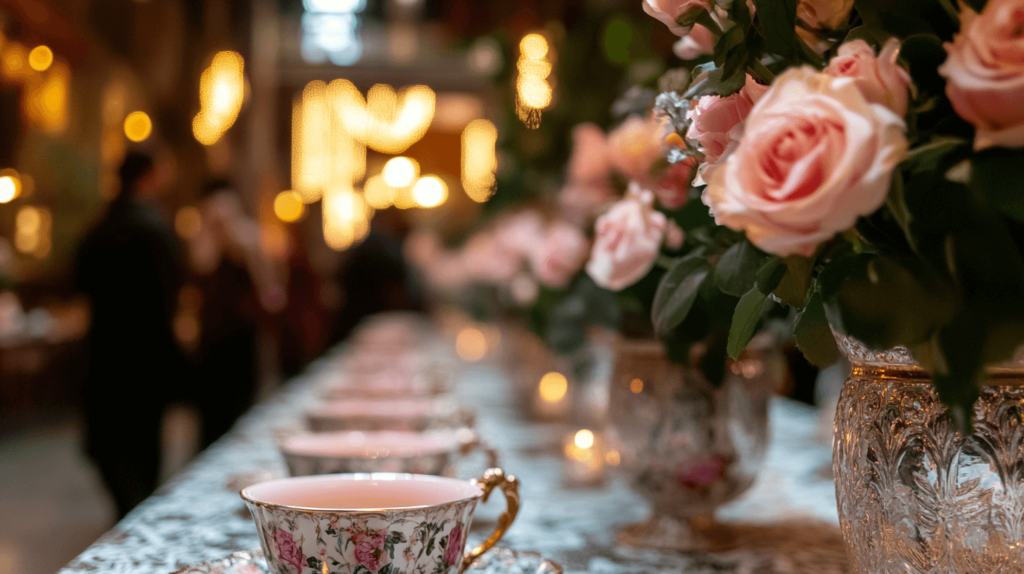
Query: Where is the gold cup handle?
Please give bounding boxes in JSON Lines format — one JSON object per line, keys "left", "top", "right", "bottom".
{"left": 457, "top": 434, "right": 501, "bottom": 470}
{"left": 459, "top": 468, "right": 520, "bottom": 574}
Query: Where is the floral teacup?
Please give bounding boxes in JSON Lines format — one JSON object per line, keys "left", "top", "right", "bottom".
{"left": 241, "top": 470, "right": 519, "bottom": 574}
{"left": 277, "top": 429, "right": 498, "bottom": 477}
{"left": 305, "top": 398, "right": 473, "bottom": 432}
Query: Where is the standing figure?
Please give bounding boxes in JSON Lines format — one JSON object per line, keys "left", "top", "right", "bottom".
{"left": 75, "top": 151, "right": 182, "bottom": 518}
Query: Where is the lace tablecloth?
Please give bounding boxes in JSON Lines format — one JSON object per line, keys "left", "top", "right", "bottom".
{"left": 59, "top": 355, "right": 846, "bottom": 574}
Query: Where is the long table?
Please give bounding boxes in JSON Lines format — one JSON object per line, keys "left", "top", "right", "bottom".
{"left": 59, "top": 352, "right": 846, "bottom": 574}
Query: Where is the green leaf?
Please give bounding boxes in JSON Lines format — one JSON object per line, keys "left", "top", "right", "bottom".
{"left": 899, "top": 35, "right": 950, "bottom": 99}
{"left": 886, "top": 171, "right": 915, "bottom": 251}
{"left": 715, "top": 241, "right": 766, "bottom": 297}
{"left": 728, "top": 287, "right": 769, "bottom": 359}
{"left": 754, "top": 0, "right": 798, "bottom": 58}
{"left": 843, "top": 25, "right": 884, "bottom": 45}
{"left": 773, "top": 256, "right": 814, "bottom": 308}
{"left": 683, "top": 62, "right": 747, "bottom": 99}
{"left": 900, "top": 137, "right": 970, "bottom": 174}
{"left": 651, "top": 255, "right": 713, "bottom": 335}
{"left": 793, "top": 291, "right": 840, "bottom": 367}
{"left": 755, "top": 257, "right": 785, "bottom": 294}
{"left": 673, "top": 198, "right": 714, "bottom": 231}
{"left": 971, "top": 147, "right": 1024, "bottom": 223}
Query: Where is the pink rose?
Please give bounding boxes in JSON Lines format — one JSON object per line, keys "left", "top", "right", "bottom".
{"left": 606, "top": 115, "right": 667, "bottom": 181}
{"left": 686, "top": 74, "right": 769, "bottom": 165}
{"left": 703, "top": 67, "right": 907, "bottom": 257}
{"left": 494, "top": 210, "right": 544, "bottom": 257}
{"left": 462, "top": 231, "right": 523, "bottom": 284}
{"left": 586, "top": 183, "right": 667, "bottom": 291}
{"left": 653, "top": 158, "right": 696, "bottom": 209}
{"left": 273, "top": 530, "right": 303, "bottom": 574}
{"left": 445, "top": 524, "right": 464, "bottom": 567}
{"left": 673, "top": 24, "right": 716, "bottom": 60}
{"left": 825, "top": 39, "right": 911, "bottom": 116}
{"left": 665, "top": 220, "right": 685, "bottom": 251}
{"left": 529, "top": 221, "right": 589, "bottom": 288}
{"left": 642, "top": 0, "right": 714, "bottom": 36}
{"left": 352, "top": 529, "right": 388, "bottom": 572}
{"left": 558, "top": 182, "right": 617, "bottom": 226}
{"left": 676, "top": 455, "right": 727, "bottom": 490}
{"left": 797, "top": 0, "right": 854, "bottom": 30}
{"left": 939, "top": 0, "right": 1024, "bottom": 149}
{"left": 567, "top": 123, "right": 610, "bottom": 183}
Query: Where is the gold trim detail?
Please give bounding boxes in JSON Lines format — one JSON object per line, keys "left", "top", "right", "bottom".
{"left": 460, "top": 468, "right": 520, "bottom": 574}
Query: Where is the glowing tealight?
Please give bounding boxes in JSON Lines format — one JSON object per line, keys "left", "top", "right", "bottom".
{"left": 574, "top": 429, "right": 595, "bottom": 450}
{"left": 28, "top": 46, "right": 53, "bottom": 72}
{"left": 412, "top": 175, "right": 447, "bottom": 208}
{"left": 124, "top": 111, "right": 152, "bottom": 142}
{"left": 273, "top": 191, "right": 305, "bottom": 223}
{"left": 455, "top": 327, "right": 487, "bottom": 361}
{"left": 538, "top": 372, "right": 568, "bottom": 403}
{"left": 382, "top": 157, "right": 418, "bottom": 188}
{"left": 0, "top": 176, "right": 17, "bottom": 203}
{"left": 630, "top": 378, "right": 644, "bottom": 394}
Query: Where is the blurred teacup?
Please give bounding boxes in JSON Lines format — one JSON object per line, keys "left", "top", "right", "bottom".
{"left": 277, "top": 428, "right": 498, "bottom": 477}
{"left": 319, "top": 370, "right": 452, "bottom": 400}
{"left": 241, "top": 470, "right": 519, "bottom": 574}
{"left": 305, "top": 398, "right": 474, "bottom": 432}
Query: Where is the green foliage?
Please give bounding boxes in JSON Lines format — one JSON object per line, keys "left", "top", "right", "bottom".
{"left": 753, "top": 0, "right": 798, "bottom": 58}
{"left": 794, "top": 291, "right": 840, "bottom": 368}
{"left": 651, "top": 254, "right": 712, "bottom": 335}
{"left": 715, "top": 240, "right": 767, "bottom": 297}
{"left": 728, "top": 288, "right": 770, "bottom": 359}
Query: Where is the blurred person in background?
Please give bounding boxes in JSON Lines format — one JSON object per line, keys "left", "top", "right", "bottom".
{"left": 331, "top": 208, "right": 424, "bottom": 344}
{"left": 74, "top": 151, "right": 182, "bottom": 518}
{"left": 187, "top": 180, "right": 283, "bottom": 448}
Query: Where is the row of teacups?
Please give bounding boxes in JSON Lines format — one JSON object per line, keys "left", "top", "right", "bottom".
{"left": 243, "top": 313, "right": 519, "bottom": 574}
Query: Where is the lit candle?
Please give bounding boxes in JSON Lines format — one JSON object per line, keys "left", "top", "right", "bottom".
{"left": 533, "top": 371, "right": 571, "bottom": 419}
{"left": 563, "top": 429, "right": 608, "bottom": 486}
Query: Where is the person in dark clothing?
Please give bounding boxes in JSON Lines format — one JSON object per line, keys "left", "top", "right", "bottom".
{"left": 74, "top": 151, "right": 182, "bottom": 518}
{"left": 187, "top": 180, "right": 282, "bottom": 448}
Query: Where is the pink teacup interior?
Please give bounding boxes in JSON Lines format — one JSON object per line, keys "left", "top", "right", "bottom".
{"left": 243, "top": 474, "right": 481, "bottom": 509}
{"left": 310, "top": 399, "right": 436, "bottom": 419}
{"left": 281, "top": 431, "right": 457, "bottom": 458}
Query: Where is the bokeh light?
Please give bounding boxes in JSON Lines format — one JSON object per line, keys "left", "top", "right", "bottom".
{"left": 574, "top": 429, "right": 595, "bottom": 450}
{"left": 462, "top": 119, "right": 498, "bottom": 202}
{"left": 15, "top": 206, "right": 51, "bottom": 258}
{"left": 538, "top": 372, "right": 568, "bottom": 403}
{"left": 273, "top": 191, "right": 305, "bottom": 223}
{"left": 124, "top": 111, "right": 152, "bottom": 142}
{"left": 331, "top": 80, "right": 435, "bottom": 154}
{"left": 0, "top": 175, "right": 18, "bottom": 203}
{"left": 175, "top": 207, "right": 203, "bottom": 239}
{"left": 28, "top": 46, "right": 53, "bottom": 71}
{"left": 382, "top": 156, "right": 418, "bottom": 188}
{"left": 630, "top": 378, "right": 644, "bottom": 394}
{"left": 322, "top": 186, "right": 371, "bottom": 251}
{"left": 193, "top": 51, "right": 245, "bottom": 145}
{"left": 516, "top": 32, "right": 553, "bottom": 128}
{"left": 455, "top": 327, "right": 487, "bottom": 361}
{"left": 25, "top": 63, "right": 70, "bottom": 135}
{"left": 412, "top": 175, "right": 447, "bottom": 208}
{"left": 363, "top": 174, "right": 394, "bottom": 210}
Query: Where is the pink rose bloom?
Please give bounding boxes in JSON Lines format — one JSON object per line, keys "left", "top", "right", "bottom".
{"left": 558, "top": 182, "right": 617, "bottom": 226}
{"left": 653, "top": 158, "right": 696, "bottom": 209}
{"left": 825, "top": 39, "right": 911, "bottom": 116}
{"left": 445, "top": 525, "right": 464, "bottom": 567}
{"left": 494, "top": 210, "right": 544, "bottom": 257}
{"left": 643, "top": 0, "right": 714, "bottom": 36}
{"left": 586, "top": 183, "right": 667, "bottom": 291}
{"left": 703, "top": 67, "right": 907, "bottom": 257}
{"left": 665, "top": 220, "right": 685, "bottom": 251}
{"left": 939, "top": 0, "right": 1024, "bottom": 149}
{"left": 676, "top": 455, "right": 727, "bottom": 490}
{"left": 797, "top": 0, "right": 854, "bottom": 30}
{"left": 461, "top": 231, "right": 522, "bottom": 285}
{"left": 606, "top": 115, "right": 667, "bottom": 181}
{"left": 567, "top": 123, "right": 610, "bottom": 183}
{"left": 673, "top": 24, "right": 716, "bottom": 60}
{"left": 352, "top": 529, "right": 388, "bottom": 572}
{"left": 273, "top": 530, "right": 303, "bottom": 574}
{"left": 686, "top": 74, "right": 769, "bottom": 165}
{"left": 529, "top": 221, "right": 590, "bottom": 289}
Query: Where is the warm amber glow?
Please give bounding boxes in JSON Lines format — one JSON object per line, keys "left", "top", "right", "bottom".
{"left": 0, "top": 176, "right": 17, "bottom": 203}
{"left": 363, "top": 174, "right": 394, "bottom": 210}
{"left": 24, "top": 63, "right": 69, "bottom": 135}
{"left": 605, "top": 449, "right": 621, "bottom": 466}
{"left": 455, "top": 327, "right": 488, "bottom": 361}
{"left": 461, "top": 119, "right": 498, "bottom": 202}
{"left": 15, "top": 206, "right": 51, "bottom": 258}
{"left": 574, "top": 429, "right": 595, "bottom": 450}
{"left": 193, "top": 51, "right": 245, "bottom": 145}
{"left": 292, "top": 81, "right": 367, "bottom": 204}
{"left": 516, "top": 32, "right": 553, "bottom": 128}
{"left": 28, "top": 46, "right": 53, "bottom": 72}
{"left": 630, "top": 378, "right": 644, "bottom": 394}
{"left": 538, "top": 372, "right": 568, "bottom": 403}
{"left": 175, "top": 207, "right": 203, "bottom": 239}
{"left": 1, "top": 43, "right": 30, "bottom": 81}
{"left": 322, "top": 186, "right": 371, "bottom": 251}
{"left": 382, "top": 157, "right": 418, "bottom": 188}
{"left": 331, "top": 80, "right": 435, "bottom": 154}
{"left": 273, "top": 191, "right": 305, "bottom": 223}
{"left": 124, "top": 111, "right": 152, "bottom": 142}
{"left": 412, "top": 175, "right": 447, "bottom": 208}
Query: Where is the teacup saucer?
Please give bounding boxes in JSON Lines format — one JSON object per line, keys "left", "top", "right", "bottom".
{"left": 173, "top": 548, "right": 563, "bottom": 574}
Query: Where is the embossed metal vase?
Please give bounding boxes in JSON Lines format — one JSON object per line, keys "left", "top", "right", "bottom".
{"left": 833, "top": 332, "right": 1024, "bottom": 573}
{"left": 607, "top": 336, "right": 780, "bottom": 550}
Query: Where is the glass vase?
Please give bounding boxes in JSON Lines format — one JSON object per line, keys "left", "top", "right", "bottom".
{"left": 833, "top": 331, "right": 1024, "bottom": 573}
{"left": 607, "top": 336, "right": 779, "bottom": 550}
